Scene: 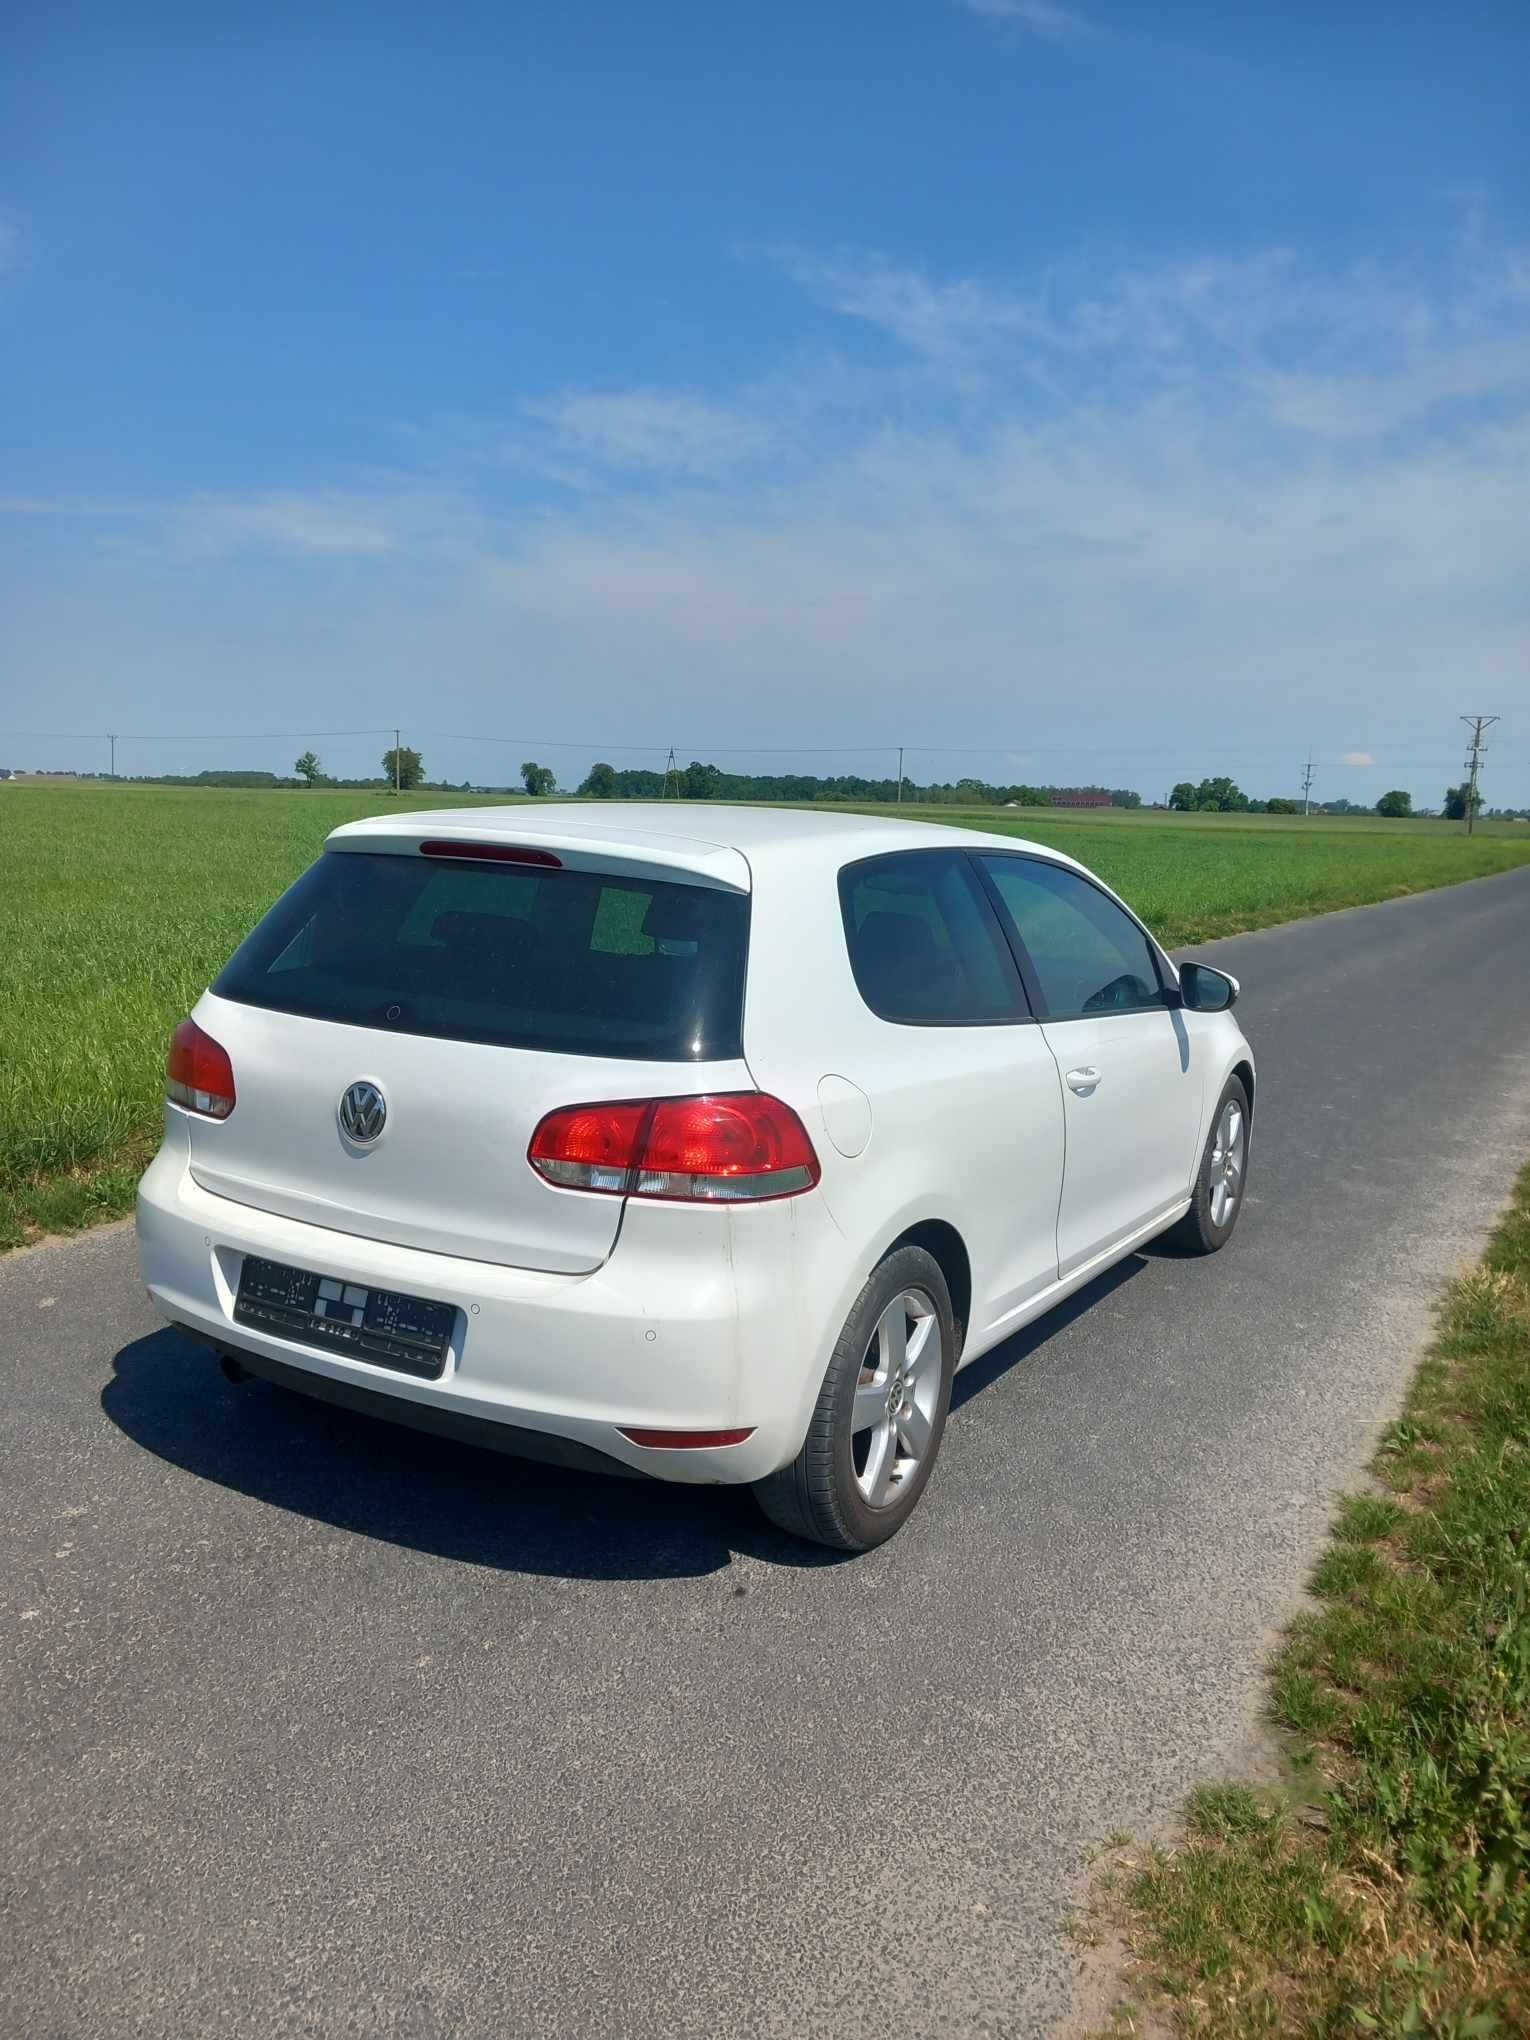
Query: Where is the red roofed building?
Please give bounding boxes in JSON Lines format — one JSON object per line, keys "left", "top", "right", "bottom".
{"left": 1051, "top": 789, "right": 1113, "bottom": 809}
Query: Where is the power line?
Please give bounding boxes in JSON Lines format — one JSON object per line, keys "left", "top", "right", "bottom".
{"left": 0, "top": 726, "right": 396, "bottom": 744}
{"left": 424, "top": 734, "right": 896, "bottom": 756}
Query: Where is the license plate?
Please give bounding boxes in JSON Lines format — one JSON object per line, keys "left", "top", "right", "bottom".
{"left": 233, "top": 1255, "right": 455, "bottom": 1381}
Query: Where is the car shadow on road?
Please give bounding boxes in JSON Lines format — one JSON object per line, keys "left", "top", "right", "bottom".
{"left": 105, "top": 1254, "right": 1153, "bottom": 1586}
{"left": 102, "top": 1329, "right": 840, "bottom": 1584}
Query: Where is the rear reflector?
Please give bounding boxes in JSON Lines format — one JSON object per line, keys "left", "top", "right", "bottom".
{"left": 619, "top": 1426, "right": 755, "bottom": 1450}
{"left": 528, "top": 1093, "right": 820, "bottom": 1203}
{"left": 418, "top": 840, "right": 562, "bottom": 867}
{"left": 166, "top": 1018, "right": 236, "bottom": 1119}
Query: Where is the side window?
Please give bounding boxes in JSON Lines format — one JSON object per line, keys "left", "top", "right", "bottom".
{"left": 977, "top": 856, "right": 1167, "bottom": 1021}
{"left": 839, "top": 851, "right": 1026, "bottom": 1025}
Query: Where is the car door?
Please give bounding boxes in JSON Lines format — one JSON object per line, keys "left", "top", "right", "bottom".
{"left": 974, "top": 853, "right": 1201, "bottom": 1278}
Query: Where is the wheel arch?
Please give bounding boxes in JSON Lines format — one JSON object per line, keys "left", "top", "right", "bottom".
{"left": 1232, "top": 1057, "right": 1256, "bottom": 1119}
{"left": 881, "top": 1219, "right": 972, "bottom": 1360}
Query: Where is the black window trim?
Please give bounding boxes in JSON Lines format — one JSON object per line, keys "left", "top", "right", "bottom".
{"left": 967, "top": 850, "right": 1178, "bottom": 1024}
{"left": 836, "top": 848, "right": 1038, "bottom": 1030}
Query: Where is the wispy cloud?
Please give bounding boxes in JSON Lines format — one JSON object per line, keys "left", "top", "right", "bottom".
{"left": 1260, "top": 335, "right": 1530, "bottom": 439}
{"left": 163, "top": 488, "right": 501, "bottom": 560}
{"left": 960, "top": 0, "right": 1089, "bottom": 37}
{"left": 185, "top": 493, "right": 399, "bottom": 554}
{"left": 526, "top": 392, "right": 772, "bottom": 479}
{"left": 775, "top": 234, "right": 1530, "bottom": 423}
{"left": 773, "top": 248, "right": 1047, "bottom": 379}
{"left": 1344, "top": 752, "right": 1376, "bottom": 767}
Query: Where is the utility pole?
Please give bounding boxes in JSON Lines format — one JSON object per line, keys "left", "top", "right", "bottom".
{"left": 1300, "top": 752, "right": 1315, "bottom": 816}
{"left": 663, "top": 746, "right": 678, "bottom": 799}
{"left": 1460, "top": 715, "right": 1499, "bottom": 836}
{"left": 107, "top": 732, "right": 117, "bottom": 781}
{"left": 393, "top": 727, "right": 401, "bottom": 797}
{"left": 897, "top": 745, "right": 904, "bottom": 806}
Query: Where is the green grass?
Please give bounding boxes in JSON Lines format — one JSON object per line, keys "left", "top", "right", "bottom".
{"left": 1091, "top": 1164, "right": 1530, "bottom": 2038}
{"left": 4, "top": 783, "right": 1530, "bottom": 1249}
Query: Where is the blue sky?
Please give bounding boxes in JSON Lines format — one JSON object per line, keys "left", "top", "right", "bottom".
{"left": 3, "top": 1, "right": 1528, "bottom": 804}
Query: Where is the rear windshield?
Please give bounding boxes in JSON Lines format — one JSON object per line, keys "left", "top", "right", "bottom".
{"left": 213, "top": 849, "right": 750, "bottom": 1061}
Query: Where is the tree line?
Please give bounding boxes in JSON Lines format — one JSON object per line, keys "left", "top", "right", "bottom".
{"left": 569, "top": 761, "right": 1142, "bottom": 806}
{"left": 376, "top": 749, "right": 1145, "bottom": 806}
{"left": 109, "top": 753, "right": 1526, "bottom": 822}
{"left": 1170, "top": 777, "right": 1499, "bottom": 820}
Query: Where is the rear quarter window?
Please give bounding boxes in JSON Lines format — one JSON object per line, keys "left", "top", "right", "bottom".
{"left": 214, "top": 849, "right": 749, "bottom": 1061}
{"left": 838, "top": 850, "right": 1027, "bottom": 1025}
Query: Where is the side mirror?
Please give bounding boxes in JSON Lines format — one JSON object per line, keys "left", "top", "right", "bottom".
{"left": 1178, "top": 961, "right": 1239, "bottom": 1012}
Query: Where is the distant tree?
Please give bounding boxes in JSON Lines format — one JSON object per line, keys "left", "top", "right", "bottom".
{"left": 1375, "top": 789, "right": 1413, "bottom": 818}
{"left": 1168, "top": 777, "right": 1248, "bottom": 812}
{"left": 1442, "top": 782, "right": 1482, "bottom": 821}
{"left": 293, "top": 750, "right": 323, "bottom": 786}
{"left": 520, "top": 760, "right": 556, "bottom": 796}
{"left": 1109, "top": 788, "right": 1142, "bottom": 809}
{"left": 682, "top": 759, "right": 722, "bottom": 799}
{"left": 581, "top": 761, "right": 618, "bottom": 798}
{"left": 1004, "top": 785, "right": 1052, "bottom": 806}
{"left": 382, "top": 746, "right": 424, "bottom": 791}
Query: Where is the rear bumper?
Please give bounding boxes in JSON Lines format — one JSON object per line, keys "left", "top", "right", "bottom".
{"left": 135, "top": 1129, "right": 851, "bottom": 1485}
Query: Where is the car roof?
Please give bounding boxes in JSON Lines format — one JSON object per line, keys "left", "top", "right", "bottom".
{"left": 329, "top": 800, "right": 1076, "bottom": 872}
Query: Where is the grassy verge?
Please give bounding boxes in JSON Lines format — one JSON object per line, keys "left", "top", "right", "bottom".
{"left": 1090, "top": 1164, "right": 1530, "bottom": 2037}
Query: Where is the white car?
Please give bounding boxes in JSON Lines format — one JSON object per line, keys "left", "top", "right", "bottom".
{"left": 137, "top": 804, "right": 1253, "bottom": 1550}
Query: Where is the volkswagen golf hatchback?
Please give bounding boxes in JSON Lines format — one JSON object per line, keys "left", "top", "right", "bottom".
{"left": 137, "top": 804, "right": 1254, "bottom": 1550}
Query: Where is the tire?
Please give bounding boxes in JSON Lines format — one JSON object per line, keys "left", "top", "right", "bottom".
{"left": 753, "top": 1245, "right": 956, "bottom": 1552}
{"left": 1167, "top": 1073, "right": 1251, "bottom": 1255}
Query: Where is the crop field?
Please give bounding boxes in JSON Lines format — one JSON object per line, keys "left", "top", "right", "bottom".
{"left": 4, "top": 781, "right": 1530, "bottom": 1248}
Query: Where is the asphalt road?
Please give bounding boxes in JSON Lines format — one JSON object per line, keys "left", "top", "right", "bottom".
{"left": 6, "top": 867, "right": 1530, "bottom": 2040}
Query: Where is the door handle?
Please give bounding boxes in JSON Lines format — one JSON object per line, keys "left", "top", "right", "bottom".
{"left": 1065, "top": 1066, "right": 1101, "bottom": 1095}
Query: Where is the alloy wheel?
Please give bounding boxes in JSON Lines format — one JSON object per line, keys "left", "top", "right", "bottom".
{"left": 850, "top": 1288, "right": 943, "bottom": 1508}
{"left": 1209, "top": 1097, "right": 1245, "bottom": 1228}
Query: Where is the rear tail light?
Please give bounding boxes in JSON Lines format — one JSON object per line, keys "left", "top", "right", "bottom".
{"left": 166, "top": 1018, "right": 236, "bottom": 1119}
{"left": 528, "top": 1093, "right": 820, "bottom": 1203}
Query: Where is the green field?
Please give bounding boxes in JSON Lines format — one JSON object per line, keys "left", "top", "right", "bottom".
{"left": 4, "top": 782, "right": 1530, "bottom": 1249}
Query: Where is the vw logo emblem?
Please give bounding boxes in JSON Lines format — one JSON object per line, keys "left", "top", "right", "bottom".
{"left": 338, "top": 1081, "right": 387, "bottom": 1144}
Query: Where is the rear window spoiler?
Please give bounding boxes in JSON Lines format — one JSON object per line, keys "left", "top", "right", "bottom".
{"left": 326, "top": 822, "right": 751, "bottom": 894}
